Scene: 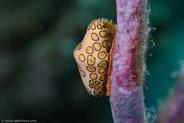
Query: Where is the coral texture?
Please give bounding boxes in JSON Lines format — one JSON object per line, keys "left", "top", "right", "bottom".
{"left": 110, "top": 0, "right": 149, "bottom": 122}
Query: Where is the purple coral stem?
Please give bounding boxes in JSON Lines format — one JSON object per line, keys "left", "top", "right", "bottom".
{"left": 109, "top": 0, "right": 149, "bottom": 123}
{"left": 158, "top": 64, "right": 184, "bottom": 123}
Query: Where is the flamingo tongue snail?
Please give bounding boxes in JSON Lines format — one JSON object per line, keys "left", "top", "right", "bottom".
{"left": 73, "top": 18, "right": 116, "bottom": 97}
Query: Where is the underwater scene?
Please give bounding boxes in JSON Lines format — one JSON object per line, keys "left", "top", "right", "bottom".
{"left": 0, "top": 0, "right": 184, "bottom": 123}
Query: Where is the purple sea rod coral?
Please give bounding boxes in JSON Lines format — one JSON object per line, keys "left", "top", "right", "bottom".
{"left": 109, "top": 0, "right": 150, "bottom": 122}
{"left": 158, "top": 64, "right": 184, "bottom": 123}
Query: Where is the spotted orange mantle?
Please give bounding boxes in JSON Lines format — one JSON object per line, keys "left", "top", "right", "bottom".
{"left": 74, "top": 18, "right": 116, "bottom": 97}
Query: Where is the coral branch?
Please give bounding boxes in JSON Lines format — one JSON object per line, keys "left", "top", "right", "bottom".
{"left": 110, "top": 0, "right": 150, "bottom": 122}
{"left": 158, "top": 64, "right": 184, "bottom": 123}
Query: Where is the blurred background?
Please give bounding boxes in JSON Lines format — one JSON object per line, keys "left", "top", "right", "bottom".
{"left": 0, "top": 0, "right": 184, "bottom": 122}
